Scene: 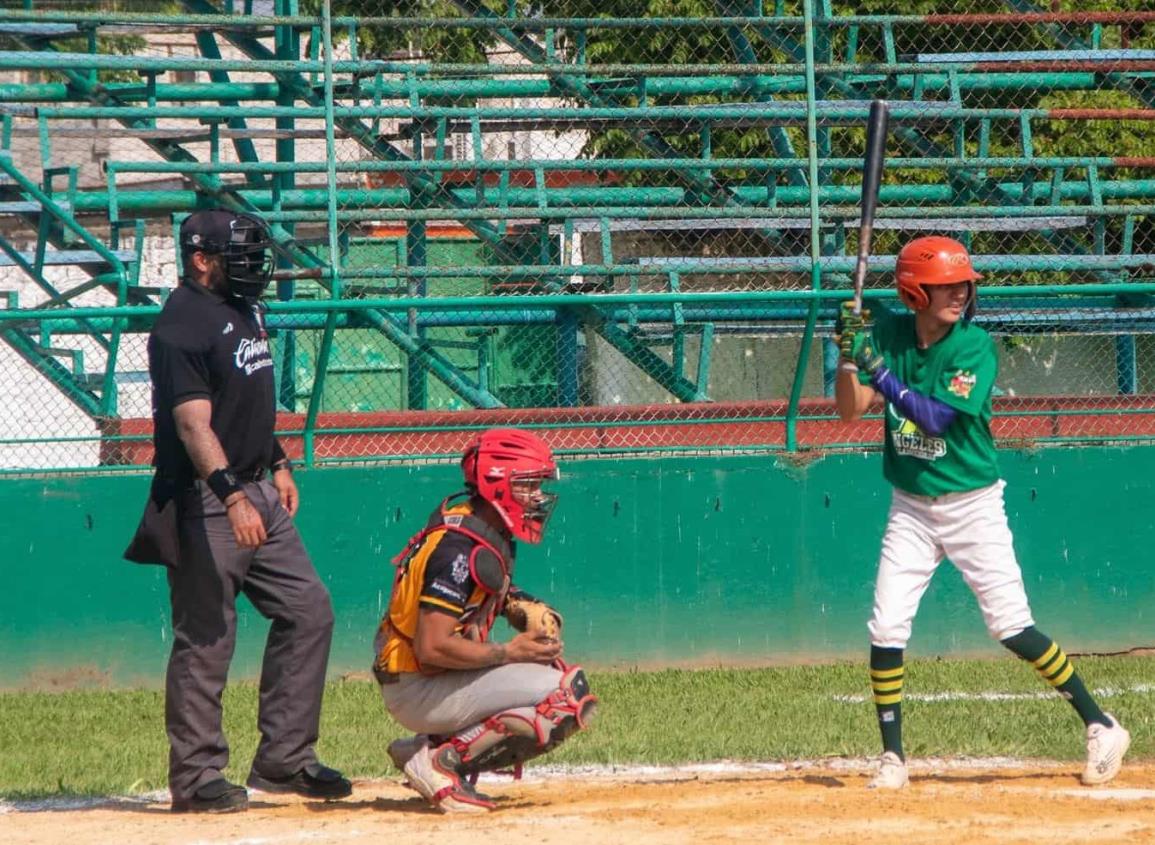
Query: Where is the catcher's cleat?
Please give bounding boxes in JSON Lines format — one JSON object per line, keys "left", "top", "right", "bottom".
{"left": 1082, "top": 713, "right": 1130, "bottom": 786}
{"left": 402, "top": 744, "right": 495, "bottom": 813}
{"left": 867, "top": 751, "right": 909, "bottom": 789}
{"left": 387, "top": 734, "right": 429, "bottom": 772}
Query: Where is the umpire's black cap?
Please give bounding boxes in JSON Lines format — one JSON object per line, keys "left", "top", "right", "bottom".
{"left": 179, "top": 209, "right": 246, "bottom": 255}
{"left": 179, "top": 210, "right": 274, "bottom": 298}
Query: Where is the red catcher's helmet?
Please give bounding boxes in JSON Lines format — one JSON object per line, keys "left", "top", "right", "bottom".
{"left": 461, "top": 428, "right": 560, "bottom": 544}
{"left": 895, "top": 235, "right": 982, "bottom": 312}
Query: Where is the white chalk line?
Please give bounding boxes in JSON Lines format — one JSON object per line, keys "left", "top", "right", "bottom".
{"left": 833, "top": 682, "right": 1155, "bottom": 704}
{"left": 185, "top": 834, "right": 367, "bottom": 845}
{"left": 1050, "top": 788, "right": 1155, "bottom": 802}
{"left": 514, "top": 756, "right": 1068, "bottom": 783}
{"left": 4, "top": 758, "right": 1152, "bottom": 816}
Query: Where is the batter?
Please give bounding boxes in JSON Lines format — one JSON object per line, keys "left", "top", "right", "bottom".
{"left": 834, "top": 235, "right": 1130, "bottom": 789}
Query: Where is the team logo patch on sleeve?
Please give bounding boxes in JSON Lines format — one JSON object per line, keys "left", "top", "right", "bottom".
{"left": 947, "top": 369, "right": 977, "bottom": 399}
{"left": 451, "top": 552, "right": 470, "bottom": 584}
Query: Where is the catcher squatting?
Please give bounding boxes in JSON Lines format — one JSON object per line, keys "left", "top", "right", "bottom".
{"left": 372, "top": 428, "right": 597, "bottom": 812}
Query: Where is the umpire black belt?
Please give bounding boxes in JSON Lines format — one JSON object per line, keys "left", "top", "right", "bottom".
{"left": 156, "top": 468, "right": 267, "bottom": 489}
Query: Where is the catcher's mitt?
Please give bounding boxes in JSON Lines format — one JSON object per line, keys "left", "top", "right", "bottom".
{"left": 504, "top": 596, "right": 563, "bottom": 642}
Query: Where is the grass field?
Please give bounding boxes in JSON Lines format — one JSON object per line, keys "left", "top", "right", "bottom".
{"left": 1, "top": 654, "right": 1151, "bottom": 800}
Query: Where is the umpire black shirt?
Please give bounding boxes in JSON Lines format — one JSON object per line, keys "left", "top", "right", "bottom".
{"left": 149, "top": 280, "right": 278, "bottom": 486}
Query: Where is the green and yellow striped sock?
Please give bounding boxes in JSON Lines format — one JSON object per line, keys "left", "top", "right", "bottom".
{"left": 1001, "top": 626, "right": 1108, "bottom": 727}
{"left": 870, "top": 645, "right": 905, "bottom": 759}
{"left": 1033, "top": 641, "right": 1075, "bottom": 687}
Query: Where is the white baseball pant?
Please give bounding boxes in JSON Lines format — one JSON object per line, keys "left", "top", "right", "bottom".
{"left": 868, "top": 479, "right": 1035, "bottom": 648}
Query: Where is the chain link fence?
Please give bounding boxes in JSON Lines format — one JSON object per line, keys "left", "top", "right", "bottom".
{"left": 0, "top": 1, "right": 1153, "bottom": 470}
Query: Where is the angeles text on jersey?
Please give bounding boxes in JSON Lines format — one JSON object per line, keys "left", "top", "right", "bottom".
{"left": 887, "top": 402, "right": 947, "bottom": 461}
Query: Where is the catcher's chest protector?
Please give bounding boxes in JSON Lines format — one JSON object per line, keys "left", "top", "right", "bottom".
{"left": 391, "top": 496, "right": 515, "bottom": 641}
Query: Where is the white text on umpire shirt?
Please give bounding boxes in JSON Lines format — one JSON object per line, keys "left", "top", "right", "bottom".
{"left": 234, "top": 337, "right": 273, "bottom": 376}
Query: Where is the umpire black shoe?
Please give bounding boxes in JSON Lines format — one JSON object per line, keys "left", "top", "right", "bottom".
{"left": 170, "top": 778, "right": 249, "bottom": 814}
{"left": 247, "top": 762, "right": 353, "bottom": 800}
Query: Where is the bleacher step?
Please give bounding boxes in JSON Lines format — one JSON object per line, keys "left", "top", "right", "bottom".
{"left": 0, "top": 249, "right": 137, "bottom": 267}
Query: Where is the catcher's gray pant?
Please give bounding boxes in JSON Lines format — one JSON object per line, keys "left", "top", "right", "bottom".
{"left": 380, "top": 663, "right": 563, "bottom": 735}
{"left": 165, "top": 479, "right": 334, "bottom": 802}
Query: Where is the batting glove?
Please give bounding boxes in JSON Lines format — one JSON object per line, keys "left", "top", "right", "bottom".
{"left": 852, "top": 334, "right": 885, "bottom": 375}
{"left": 835, "top": 302, "right": 870, "bottom": 360}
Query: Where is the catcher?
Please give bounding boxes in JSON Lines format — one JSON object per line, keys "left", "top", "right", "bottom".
{"left": 372, "top": 428, "right": 597, "bottom": 812}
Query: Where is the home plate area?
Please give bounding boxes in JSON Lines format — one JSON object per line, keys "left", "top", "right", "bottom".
{"left": 4, "top": 759, "right": 1155, "bottom": 845}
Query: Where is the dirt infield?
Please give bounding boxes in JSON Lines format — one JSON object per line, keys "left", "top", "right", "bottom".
{"left": 5, "top": 760, "right": 1155, "bottom": 845}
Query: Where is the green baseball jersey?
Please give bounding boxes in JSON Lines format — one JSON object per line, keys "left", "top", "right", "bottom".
{"left": 867, "top": 309, "right": 1000, "bottom": 496}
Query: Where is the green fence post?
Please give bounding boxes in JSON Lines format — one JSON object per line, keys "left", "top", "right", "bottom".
{"left": 556, "top": 307, "right": 579, "bottom": 407}
{"left": 275, "top": 0, "right": 300, "bottom": 413}
{"left": 787, "top": 0, "right": 823, "bottom": 452}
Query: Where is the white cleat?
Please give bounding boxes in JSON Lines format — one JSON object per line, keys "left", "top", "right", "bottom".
{"left": 1082, "top": 713, "right": 1130, "bottom": 786}
{"left": 387, "top": 734, "right": 428, "bottom": 771}
{"left": 401, "top": 744, "right": 494, "bottom": 813}
{"left": 868, "top": 751, "right": 910, "bottom": 789}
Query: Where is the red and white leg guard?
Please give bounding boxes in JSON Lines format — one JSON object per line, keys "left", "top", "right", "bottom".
{"left": 447, "top": 665, "right": 598, "bottom": 780}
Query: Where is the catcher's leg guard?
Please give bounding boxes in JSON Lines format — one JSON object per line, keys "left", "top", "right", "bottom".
{"left": 401, "top": 743, "right": 494, "bottom": 813}
{"left": 449, "top": 665, "right": 598, "bottom": 779}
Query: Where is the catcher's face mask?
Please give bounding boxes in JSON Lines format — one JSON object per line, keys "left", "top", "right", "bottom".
{"left": 462, "top": 428, "right": 560, "bottom": 544}
{"left": 509, "top": 469, "right": 560, "bottom": 544}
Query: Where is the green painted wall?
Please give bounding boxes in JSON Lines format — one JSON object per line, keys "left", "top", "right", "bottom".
{"left": 2, "top": 449, "right": 1152, "bottom": 688}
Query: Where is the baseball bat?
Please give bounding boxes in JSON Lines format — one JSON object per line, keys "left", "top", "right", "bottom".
{"left": 851, "top": 99, "right": 889, "bottom": 316}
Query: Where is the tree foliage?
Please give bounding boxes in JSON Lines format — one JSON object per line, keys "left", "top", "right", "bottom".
{"left": 0, "top": 1, "right": 181, "bottom": 83}
{"left": 301, "top": 0, "right": 494, "bottom": 64}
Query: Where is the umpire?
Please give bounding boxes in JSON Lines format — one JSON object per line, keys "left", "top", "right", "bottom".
{"left": 125, "top": 209, "right": 351, "bottom": 813}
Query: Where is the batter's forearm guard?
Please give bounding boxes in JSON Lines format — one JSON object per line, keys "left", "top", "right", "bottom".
{"left": 871, "top": 367, "right": 958, "bottom": 436}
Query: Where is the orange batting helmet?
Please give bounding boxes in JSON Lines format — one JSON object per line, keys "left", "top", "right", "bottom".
{"left": 895, "top": 235, "right": 982, "bottom": 315}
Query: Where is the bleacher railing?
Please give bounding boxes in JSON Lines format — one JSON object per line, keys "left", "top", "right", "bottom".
{"left": 0, "top": 2, "right": 1153, "bottom": 471}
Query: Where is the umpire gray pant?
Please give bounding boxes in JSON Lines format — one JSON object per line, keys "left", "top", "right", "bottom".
{"left": 166, "top": 479, "right": 335, "bottom": 801}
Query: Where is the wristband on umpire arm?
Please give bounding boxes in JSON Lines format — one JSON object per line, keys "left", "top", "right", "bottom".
{"left": 272, "top": 458, "right": 293, "bottom": 474}
{"left": 206, "top": 468, "right": 244, "bottom": 503}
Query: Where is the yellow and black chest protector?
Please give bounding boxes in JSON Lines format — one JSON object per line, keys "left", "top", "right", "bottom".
{"left": 374, "top": 494, "right": 515, "bottom": 674}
